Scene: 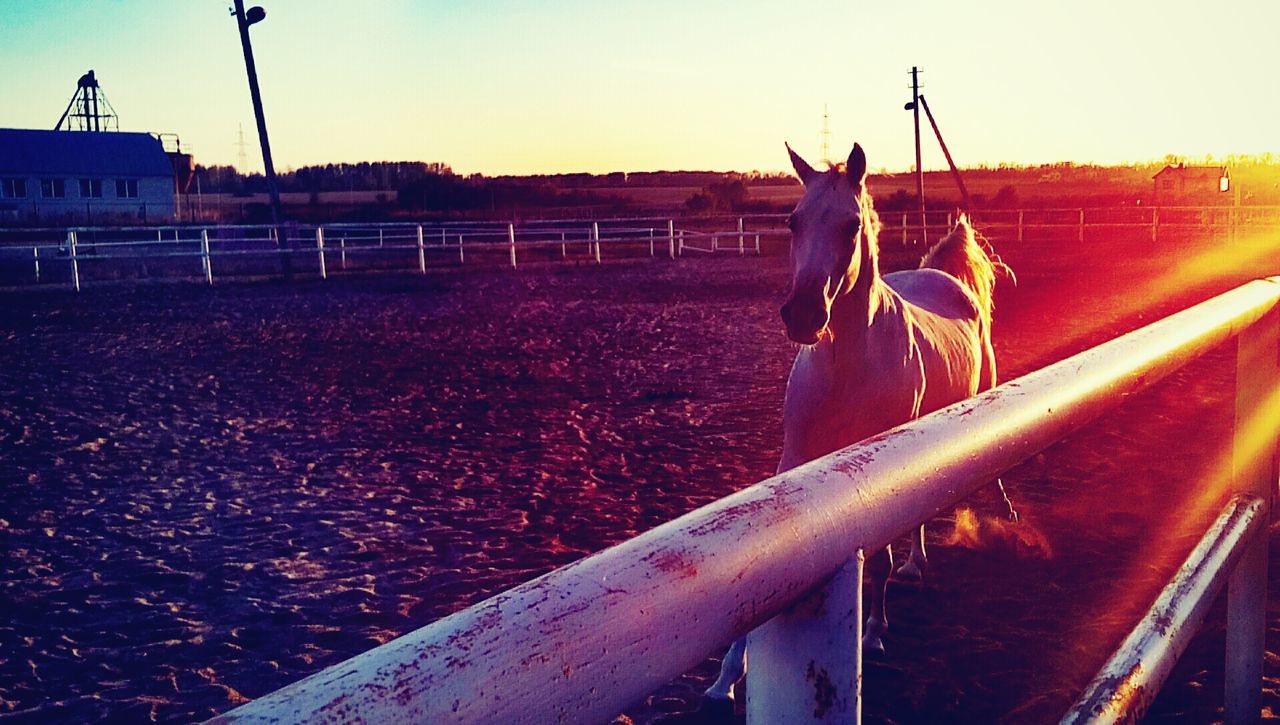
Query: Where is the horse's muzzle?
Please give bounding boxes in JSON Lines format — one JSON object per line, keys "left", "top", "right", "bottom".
{"left": 780, "top": 296, "right": 829, "bottom": 345}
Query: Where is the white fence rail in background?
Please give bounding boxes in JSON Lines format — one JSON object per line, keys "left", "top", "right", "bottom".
{"left": 209, "top": 277, "right": 1280, "bottom": 723}
{"left": 3, "top": 206, "right": 1280, "bottom": 291}
{"left": 0, "top": 218, "right": 771, "bottom": 291}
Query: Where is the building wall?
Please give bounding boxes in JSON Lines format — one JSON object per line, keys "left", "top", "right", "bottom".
{"left": 1153, "top": 168, "right": 1229, "bottom": 204}
{"left": 0, "top": 173, "right": 176, "bottom": 224}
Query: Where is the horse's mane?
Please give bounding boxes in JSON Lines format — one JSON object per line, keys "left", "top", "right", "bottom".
{"left": 811, "top": 166, "right": 883, "bottom": 278}
{"left": 860, "top": 188, "right": 881, "bottom": 280}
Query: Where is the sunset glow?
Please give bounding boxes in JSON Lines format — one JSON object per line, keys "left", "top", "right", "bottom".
{"left": 2, "top": 1, "right": 1278, "bottom": 174}
{"left": 7, "top": 1, "right": 1280, "bottom": 722}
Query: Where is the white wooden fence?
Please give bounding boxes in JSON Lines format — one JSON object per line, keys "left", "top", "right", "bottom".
{"left": 0, "top": 219, "right": 769, "bottom": 290}
{"left": 207, "top": 277, "right": 1280, "bottom": 723}
{"left": 4, "top": 206, "right": 1279, "bottom": 291}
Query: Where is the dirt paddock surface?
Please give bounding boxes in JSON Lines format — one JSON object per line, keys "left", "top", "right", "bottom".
{"left": 2, "top": 229, "right": 1280, "bottom": 723}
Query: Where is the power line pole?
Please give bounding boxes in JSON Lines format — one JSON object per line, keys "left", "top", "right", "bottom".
{"left": 917, "top": 95, "right": 972, "bottom": 210}
{"left": 907, "top": 67, "right": 926, "bottom": 244}
{"left": 231, "top": 0, "right": 291, "bottom": 275}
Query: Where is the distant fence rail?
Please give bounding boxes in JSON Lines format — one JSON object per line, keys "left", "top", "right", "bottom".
{"left": 3, "top": 205, "right": 1280, "bottom": 291}
{"left": 0, "top": 218, "right": 769, "bottom": 291}
{"left": 207, "top": 277, "right": 1280, "bottom": 723}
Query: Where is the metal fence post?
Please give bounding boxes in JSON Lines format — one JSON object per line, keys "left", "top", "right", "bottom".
{"left": 1017, "top": 210, "right": 1024, "bottom": 243}
{"left": 418, "top": 225, "right": 427, "bottom": 274}
{"left": 316, "top": 226, "right": 327, "bottom": 280}
{"left": 1226, "top": 302, "right": 1280, "bottom": 724}
{"left": 33, "top": 246, "right": 40, "bottom": 283}
{"left": 561, "top": 231, "right": 567, "bottom": 259}
{"left": 738, "top": 217, "right": 744, "bottom": 251}
{"left": 592, "top": 222, "right": 601, "bottom": 264}
{"left": 668, "top": 220, "right": 676, "bottom": 259}
{"left": 755, "top": 233, "right": 761, "bottom": 255}
{"left": 202, "top": 229, "right": 214, "bottom": 285}
{"left": 68, "top": 230, "right": 80, "bottom": 292}
{"left": 902, "top": 212, "right": 908, "bottom": 246}
{"left": 458, "top": 234, "right": 465, "bottom": 264}
{"left": 649, "top": 227, "right": 655, "bottom": 257}
{"left": 340, "top": 236, "right": 347, "bottom": 270}
{"left": 678, "top": 230, "right": 684, "bottom": 256}
{"left": 508, "top": 223, "right": 517, "bottom": 269}
{"left": 1152, "top": 208, "right": 1159, "bottom": 244}
{"left": 1078, "top": 208, "right": 1085, "bottom": 244}
{"left": 748, "top": 550, "right": 863, "bottom": 723}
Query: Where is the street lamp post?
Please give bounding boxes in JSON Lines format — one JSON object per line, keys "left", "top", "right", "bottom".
{"left": 231, "top": 0, "right": 291, "bottom": 275}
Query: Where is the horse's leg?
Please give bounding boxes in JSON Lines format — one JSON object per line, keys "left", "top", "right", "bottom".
{"left": 703, "top": 443, "right": 806, "bottom": 703}
{"left": 981, "top": 336, "right": 1019, "bottom": 522}
{"left": 704, "top": 636, "right": 746, "bottom": 702}
{"left": 863, "top": 544, "right": 893, "bottom": 654}
{"left": 896, "top": 526, "right": 927, "bottom": 581}
{"left": 996, "top": 478, "right": 1019, "bottom": 522}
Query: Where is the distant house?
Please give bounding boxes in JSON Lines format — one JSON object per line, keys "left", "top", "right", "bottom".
{"left": 1152, "top": 163, "right": 1229, "bottom": 203}
{"left": 0, "top": 128, "right": 185, "bottom": 224}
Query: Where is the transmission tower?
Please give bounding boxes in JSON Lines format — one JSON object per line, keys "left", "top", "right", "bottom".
{"left": 236, "top": 124, "right": 250, "bottom": 172}
{"left": 821, "top": 104, "right": 831, "bottom": 163}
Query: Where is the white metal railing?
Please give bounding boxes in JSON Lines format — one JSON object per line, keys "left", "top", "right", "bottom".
{"left": 209, "top": 277, "right": 1280, "bottom": 723}
{"left": 0, "top": 218, "right": 774, "bottom": 290}
{"left": 5, "top": 206, "right": 1280, "bottom": 290}
{"left": 1063, "top": 493, "right": 1267, "bottom": 723}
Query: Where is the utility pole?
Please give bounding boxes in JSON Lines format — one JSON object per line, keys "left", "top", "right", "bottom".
{"left": 917, "top": 95, "right": 972, "bottom": 210}
{"left": 909, "top": 67, "right": 926, "bottom": 244}
{"left": 231, "top": 0, "right": 290, "bottom": 275}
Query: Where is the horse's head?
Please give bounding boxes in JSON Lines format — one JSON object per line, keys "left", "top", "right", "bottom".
{"left": 780, "top": 142, "right": 869, "bottom": 345}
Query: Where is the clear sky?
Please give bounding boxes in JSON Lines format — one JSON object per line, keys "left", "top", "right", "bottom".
{"left": 2, "top": 1, "right": 1276, "bottom": 176}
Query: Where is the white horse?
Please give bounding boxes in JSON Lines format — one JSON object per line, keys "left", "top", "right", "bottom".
{"left": 705, "top": 141, "right": 1013, "bottom": 704}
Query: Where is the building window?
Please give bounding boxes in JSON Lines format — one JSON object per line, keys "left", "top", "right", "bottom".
{"left": 79, "top": 178, "right": 103, "bottom": 198}
{"left": 116, "top": 179, "right": 139, "bottom": 198}
{"left": 1, "top": 178, "right": 25, "bottom": 198}
{"left": 40, "top": 179, "right": 66, "bottom": 199}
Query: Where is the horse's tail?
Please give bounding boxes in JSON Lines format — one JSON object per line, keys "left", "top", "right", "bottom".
{"left": 919, "top": 214, "right": 1013, "bottom": 336}
{"left": 920, "top": 214, "right": 1014, "bottom": 391}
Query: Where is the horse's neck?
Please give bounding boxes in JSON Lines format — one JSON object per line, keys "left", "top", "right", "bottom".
{"left": 828, "top": 220, "right": 889, "bottom": 346}
{"left": 829, "top": 278, "right": 896, "bottom": 353}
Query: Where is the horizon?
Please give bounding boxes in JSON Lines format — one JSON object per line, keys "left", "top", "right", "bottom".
{"left": 2, "top": 2, "right": 1278, "bottom": 176}
{"left": 195, "top": 154, "right": 1261, "bottom": 180}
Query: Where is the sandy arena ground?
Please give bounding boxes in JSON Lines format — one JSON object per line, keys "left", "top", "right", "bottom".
{"left": 2, "top": 227, "right": 1279, "bottom": 723}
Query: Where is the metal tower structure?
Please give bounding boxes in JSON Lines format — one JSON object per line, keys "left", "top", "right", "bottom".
{"left": 237, "top": 123, "right": 250, "bottom": 172}
{"left": 54, "top": 70, "right": 118, "bottom": 132}
{"left": 821, "top": 104, "right": 831, "bottom": 163}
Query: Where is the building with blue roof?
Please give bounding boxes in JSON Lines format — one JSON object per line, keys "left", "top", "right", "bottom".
{"left": 0, "top": 128, "right": 184, "bottom": 224}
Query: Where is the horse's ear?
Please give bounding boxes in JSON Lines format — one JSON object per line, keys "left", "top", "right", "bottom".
{"left": 786, "top": 142, "right": 817, "bottom": 185}
{"left": 847, "top": 143, "right": 867, "bottom": 187}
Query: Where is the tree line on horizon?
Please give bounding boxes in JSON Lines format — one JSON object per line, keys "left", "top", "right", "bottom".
{"left": 189, "top": 154, "right": 1280, "bottom": 220}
